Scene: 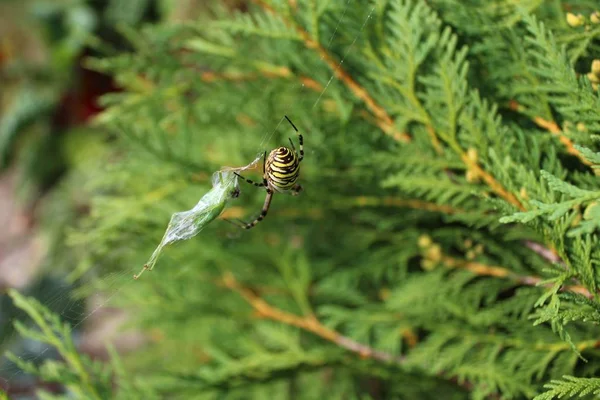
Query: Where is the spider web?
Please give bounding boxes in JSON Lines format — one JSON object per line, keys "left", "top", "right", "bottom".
{"left": 0, "top": 1, "right": 375, "bottom": 395}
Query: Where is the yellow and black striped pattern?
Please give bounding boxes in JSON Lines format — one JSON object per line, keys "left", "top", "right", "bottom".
{"left": 232, "top": 115, "right": 304, "bottom": 229}
{"left": 265, "top": 146, "right": 300, "bottom": 192}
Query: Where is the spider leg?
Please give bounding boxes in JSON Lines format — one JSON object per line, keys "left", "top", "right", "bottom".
{"left": 285, "top": 115, "right": 303, "bottom": 162}
{"left": 223, "top": 217, "right": 249, "bottom": 229}
{"left": 290, "top": 184, "right": 303, "bottom": 196}
{"left": 234, "top": 172, "right": 265, "bottom": 187}
{"left": 241, "top": 189, "right": 273, "bottom": 229}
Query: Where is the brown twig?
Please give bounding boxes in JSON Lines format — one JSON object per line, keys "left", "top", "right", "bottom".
{"left": 508, "top": 101, "right": 591, "bottom": 167}
{"left": 201, "top": 70, "right": 282, "bottom": 82}
{"left": 437, "top": 253, "right": 593, "bottom": 299}
{"left": 524, "top": 241, "right": 564, "bottom": 265}
{"left": 426, "top": 125, "right": 444, "bottom": 155}
{"left": 537, "top": 118, "right": 591, "bottom": 166}
{"left": 200, "top": 68, "right": 324, "bottom": 91}
{"left": 251, "top": 0, "right": 410, "bottom": 143}
{"left": 460, "top": 152, "right": 526, "bottom": 211}
{"left": 222, "top": 272, "right": 405, "bottom": 363}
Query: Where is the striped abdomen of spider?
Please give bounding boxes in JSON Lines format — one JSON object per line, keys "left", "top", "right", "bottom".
{"left": 233, "top": 115, "right": 303, "bottom": 229}
{"left": 265, "top": 146, "right": 300, "bottom": 192}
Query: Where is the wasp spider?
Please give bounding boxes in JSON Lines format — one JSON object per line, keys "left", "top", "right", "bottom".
{"left": 233, "top": 115, "right": 304, "bottom": 229}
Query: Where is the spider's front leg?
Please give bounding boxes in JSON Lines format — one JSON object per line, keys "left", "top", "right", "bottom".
{"left": 234, "top": 172, "right": 267, "bottom": 188}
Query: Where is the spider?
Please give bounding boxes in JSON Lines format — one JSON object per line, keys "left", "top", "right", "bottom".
{"left": 233, "top": 115, "right": 304, "bottom": 229}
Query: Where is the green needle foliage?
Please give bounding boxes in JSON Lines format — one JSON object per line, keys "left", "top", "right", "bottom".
{"left": 6, "top": 289, "right": 153, "bottom": 400}
{"left": 8, "top": 0, "right": 600, "bottom": 398}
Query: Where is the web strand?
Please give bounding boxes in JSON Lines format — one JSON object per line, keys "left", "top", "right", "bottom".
{"left": 257, "top": 115, "right": 286, "bottom": 155}
{"left": 326, "top": 0, "right": 352, "bottom": 48}
{"left": 312, "top": 5, "right": 375, "bottom": 109}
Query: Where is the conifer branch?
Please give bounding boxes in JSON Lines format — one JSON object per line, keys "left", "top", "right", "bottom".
{"left": 426, "top": 125, "right": 444, "bottom": 155}
{"left": 222, "top": 272, "right": 406, "bottom": 364}
{"left": 432, "top": 251, "right": 594, "bottom": 299}
{"left": 251, "top": 0, "right": 410, "bottom": 143}
{"left": 534, "top": 119, "right": 591, "bottom": 166}
{"left": 460, "top": 152, "right": 526, "bottom": 211}
{"left": 524, "top": 241, "right": 564, "bottom": 265}
{"left": 508, "top": 101, "right": 592, "bottom": 167}
{"left": 439, "top": 326, "right": 599, "bottom": 353}
{"left": 416, "top": 90, "right": 524, "bottom": 209}
{"left": 535, "top": 375, "right": 600, "bottom": 400}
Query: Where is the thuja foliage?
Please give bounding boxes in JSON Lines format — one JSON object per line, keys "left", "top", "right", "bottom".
{"left": 9, "top": 0, "right": 600, "bottom": 398}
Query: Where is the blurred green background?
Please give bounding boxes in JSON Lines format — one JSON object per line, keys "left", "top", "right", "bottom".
{"left": 0, "top": 1, "right": 225, "bottom": 396}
